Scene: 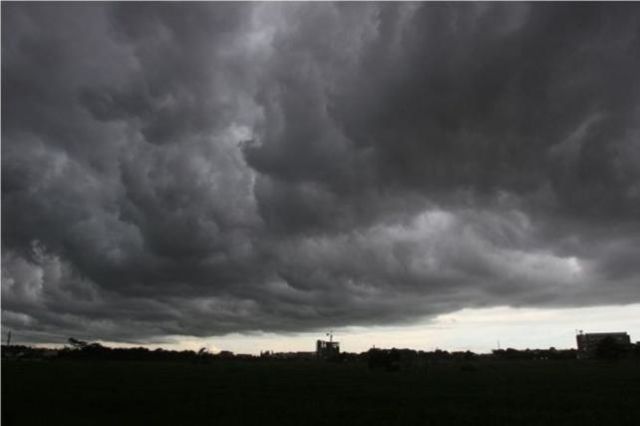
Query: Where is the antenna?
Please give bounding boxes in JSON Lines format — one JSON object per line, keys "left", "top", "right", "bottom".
{"left": 6, "top": 331, "right": 12, "bottom": 346}
{"left": 326, "top": 331, "right": 333, "bottom": 343}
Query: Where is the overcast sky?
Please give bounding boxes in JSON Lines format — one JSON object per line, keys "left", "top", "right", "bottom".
{"left": 2, "top": 3, "right": 640, "bottom": 352}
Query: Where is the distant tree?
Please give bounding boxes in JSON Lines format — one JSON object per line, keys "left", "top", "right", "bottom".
{"left": 218, "top": 350, "right": 234, "bottom": 359}
{"left": 196, "top": 347, "right": 212, "bottom": 363}
{"left": 68, "top": 337, "right": 88, "bottom": 350}
{"left": 367, "top": 348, "right": 406, "bottom": 371}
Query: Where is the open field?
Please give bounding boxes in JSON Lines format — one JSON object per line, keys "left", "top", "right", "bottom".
{"left": 3, "top": 359, "right": 640, "bottom": 425}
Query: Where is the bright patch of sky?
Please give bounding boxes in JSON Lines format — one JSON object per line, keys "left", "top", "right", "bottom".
{"left": 93, "top": 304, "right": 640, "bottom": 355}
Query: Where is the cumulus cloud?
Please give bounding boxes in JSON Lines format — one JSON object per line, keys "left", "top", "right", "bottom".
{"left": 2, "top": 3, "right": 639, "bottom": 343}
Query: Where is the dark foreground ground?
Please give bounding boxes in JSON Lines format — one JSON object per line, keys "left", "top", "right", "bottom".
{"left": 3, "top": 359, "right": 640, "bottom": 425}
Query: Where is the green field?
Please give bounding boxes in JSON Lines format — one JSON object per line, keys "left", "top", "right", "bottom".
{"left": 3, "top": 359, "right": 640, "bottom": 425}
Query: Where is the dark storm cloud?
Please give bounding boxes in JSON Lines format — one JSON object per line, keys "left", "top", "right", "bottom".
{"left": 2, "top": 3, "right": 640, "bottom": 343}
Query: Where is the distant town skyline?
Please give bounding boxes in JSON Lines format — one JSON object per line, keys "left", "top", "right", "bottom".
{"left": 18, "top": 304, "right": 640, "bottom": 356}
{"left": 3, "top": 3, "right": 640, "bottom": 351}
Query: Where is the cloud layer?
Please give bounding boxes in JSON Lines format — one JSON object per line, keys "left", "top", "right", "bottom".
{"left": 3, "top": 3, "right": 640, "bottom": 343}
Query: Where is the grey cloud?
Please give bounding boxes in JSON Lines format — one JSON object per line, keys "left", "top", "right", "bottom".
{"left": 2, "top": 3, "right": 640, "bottom": 344}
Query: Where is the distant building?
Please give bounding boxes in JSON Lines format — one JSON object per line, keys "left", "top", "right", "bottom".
{"left": 316, "top": 339, "right": 340, "bottom": 360}
{"left": 576, "top": 331, "right": 631, "bottom": 358}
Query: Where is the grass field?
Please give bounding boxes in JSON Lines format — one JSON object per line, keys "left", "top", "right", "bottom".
{"left": 3, "top": 359, "right": 640, "bottom": 425}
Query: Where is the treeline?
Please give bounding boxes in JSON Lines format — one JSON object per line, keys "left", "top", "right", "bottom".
{"left": 364, "top": 347, "right": 578, "bottom": 371}
{"left": 1, "top": 343, "right": 222, "bottom": 363}
{"left": 3, "top": 337, "right": 640, "bottom": 365}
{"left": 491, "top": 347, "right": 577, "bottom": 361}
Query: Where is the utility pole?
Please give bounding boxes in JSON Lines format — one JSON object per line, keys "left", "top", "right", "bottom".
{"left": 6, "top": 330, "right": 12, "bottom": 346}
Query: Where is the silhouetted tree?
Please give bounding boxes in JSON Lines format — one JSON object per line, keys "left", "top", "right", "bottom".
{"left": 68, "top": 337, "right": 88, "bottom": 349}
